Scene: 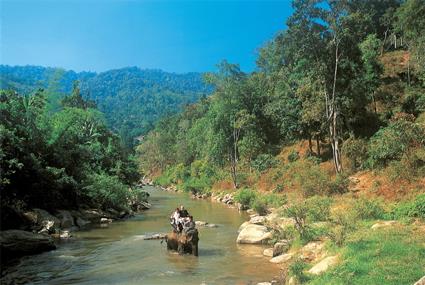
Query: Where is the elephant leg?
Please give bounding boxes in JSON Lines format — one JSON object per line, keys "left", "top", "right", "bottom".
{"left": 177, "top": 243, "right": 184, "bottom": 255}
{"left": 192, "top": 243, "right": 198, "bottom": 256}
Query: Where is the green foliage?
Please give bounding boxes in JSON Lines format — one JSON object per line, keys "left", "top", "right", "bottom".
{"left": 289, "top": 160, "right": 331, "bottom": 197}
{"left": 367, "top": 118, "right": 425, "bottom": 168}
{"left": 308, "top": 227, "right": 425, "bottom": 285}
{"left": 353, "top": 197, "right": 386, "bottom": 220}
{"left": 342, "top": 136, "right": 368, "bottom": 171}
{"left": 0, "top": 89, "right": 139, "bottom": 213}
{"left": 288, "top": 150, "right": 300, "bottom": 162}
{"left": 251, "top": 154, "right": 279, "bottom": 173}
{"left": 305, "top": 196, "right": 333, "bottom": 222}
{"left": 327, "top": 208, "right": 357, "bottom": 247}
{"left": 328, "top": 174, "right": 349, "bottom": 194}
{"left": 234, "top": 188, "right": 257, "bottom": 207}
{"left": 392, "top": 194, "right": 425, "bottom": 219}
{"left": 250, "top": 198, "right": 268, "bottom": 215}
{"left": 83, "top": 172, "right": 130, "bottom": 210}
{"left": 289, "top": 258, "right": 310, "bottom": 283}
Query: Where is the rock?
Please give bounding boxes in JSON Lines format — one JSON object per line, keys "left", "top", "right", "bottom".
{"left": 205, "top": 223, "right": 218, "bottom": 228}
{"left": 56, "top": 210, "right": 75, "bottom": 229}
{"left": 247, "top": 209, "right": 255, "bottom": 214}
{"left": 263, "top": 248, "right": 274, "bottom": 257}
{"left": 300, "top": 241, "right": 326, "bottom": 262}
{"left": 238, "top": 221, "right": 251, "bottom": 233}
{"left": 134, "top": 233, "right": 167, "bottom": 240}
{"left": 76, "top": 217, "right": 91, "bottom": 228}
{"left": 250, "top": 215, "right": 267, "bottom": 225}
{"left": 0, "top": 230, "right": 56, "bottom": 260}
{"left": 414, "top": 276, "right": 425, "bottom": 285}
{"left": 308, "top": 255, "right": 339, "bottom": 275}
{"left": 273, "top": 240, "right": 290, "bottom": 257}
{"left": 371, "top": 220, "right": 397, "bottom": 230}
{"left": 195, "top": 221, "right": 208, "bottom": 226}
{"left": 59, "top": 230, "right": 72, "bottom": 239}
{"left": 80, "top": 209, "right": 104, "bottom": 223}
{"left": 269, "top": 253, "right": 294, "bottom": 263}
{"left": 348, "top": 176, "right": 360, "bottom": 184}
{"left": 265, "top": 212, "right": 279, "bottom": 223}
{"left": 33, "top": 209, "right": 61, "bottom": 234}
{"left": 237, "top": 203, "right": 249, "bottom": 211}
{"left": 277, "top": 217, "right": 296, "bottom": 229}
{"left": 236, "top": 224, "right": 272, "bottom": 244}
{"left": 257, "top": 283, "right": 272, "bottom": 285}
{"left": 100, "top": 218, "right": 113, "bottom": 224}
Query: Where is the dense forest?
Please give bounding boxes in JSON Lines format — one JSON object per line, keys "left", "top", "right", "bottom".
{"left": 0, "top": 85, "right": 142, "bottom": 229}
{"left": 0, "top": 65, "right": 211, "bottom": 147}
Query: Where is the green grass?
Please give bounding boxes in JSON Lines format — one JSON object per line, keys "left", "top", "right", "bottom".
{"left": 307, "top": 226, "right": 425, "bottom": 285}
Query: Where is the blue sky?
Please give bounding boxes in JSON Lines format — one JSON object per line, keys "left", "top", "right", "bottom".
{"left": 1, "top": 0, "right": 293, "bottom": 73}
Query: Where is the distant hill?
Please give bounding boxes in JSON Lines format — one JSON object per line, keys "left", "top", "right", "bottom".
{"left": 0, "top": 65, "right": 211, "bottom": 146}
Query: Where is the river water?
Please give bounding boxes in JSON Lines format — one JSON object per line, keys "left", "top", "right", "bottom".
{"left": 1, "top": 187, "right": 280, "bottom": 284}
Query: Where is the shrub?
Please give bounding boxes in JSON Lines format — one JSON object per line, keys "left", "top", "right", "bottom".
{"left": 262, "top": 193, "right": 287, "bottom": 208}
{"left": 327, "top": 208, "right": 357, "bottom": 247}
{"left": 251, "top": 154, "right": 278, "bottom": 173}
{"left": 288, "top": 150, "right": 300, "bottom": 162}
{"left": 392, "top": 194, "right": 425, "bottom": 219}
{"left": 273, "top": 183, "right": 284, "bottom": 193}
{"left": 328, "top": 174, "right": 349, "bottom": 194}
{"left": 367, "top": 118, "right": 424, "bottom": 168}
{"left": 291, "top": 160, "right": 331, "bottom": 197}
{"left": 234, "top": 188, "right": 257, "bottom": 207}
{"left": 353, "top": 197, "right": 385, "bottom": 220}
{"left": 83, "top": 172, "right": 130, "bottom": 210}
{"left": 251, "top": 197, "right": 268, "bottom": 215}
{"left": 342, "top": 136, "right": 368, "bottom": 170}
{"left": 289, "top": 258, "right": 310, "bottom": 283}
{"left": 305, "top": 196, "right": 333, "bottom": 222}
{"left": 285, "top": 203, "right": 309, "bottom": 240}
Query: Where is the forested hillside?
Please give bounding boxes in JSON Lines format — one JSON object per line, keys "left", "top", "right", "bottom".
{"left": 138, "top": 1, "right": 425, "bottom": 282}
{"left": 0, "top": 65, "right": 211, "bottom": 146}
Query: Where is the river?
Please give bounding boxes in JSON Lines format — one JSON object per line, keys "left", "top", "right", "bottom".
{"left": 1, "top": 186, "right": 280, "bottom": 284}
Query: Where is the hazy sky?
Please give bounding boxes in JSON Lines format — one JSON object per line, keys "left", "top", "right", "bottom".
{"left": 1, "top": 0, "right": 293, "bottom": 73}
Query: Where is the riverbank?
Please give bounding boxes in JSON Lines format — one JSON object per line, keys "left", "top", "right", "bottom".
{"left": 0, "top": 190, "right": 151, "bottom": 265}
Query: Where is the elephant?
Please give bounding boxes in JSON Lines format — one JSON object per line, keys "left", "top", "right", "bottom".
{"left": 165, "top": 230, "right": 199, "bottom": 256}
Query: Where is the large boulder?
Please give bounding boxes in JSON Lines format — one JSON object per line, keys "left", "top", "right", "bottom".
{"left": 55, "top": 210, "right": 75, "bottom": 229}
{"left": 236, "top": 224, "right": 272, "bottom": 244}
{"left": 238, "top": 221, "right": 251, "bottom": 233}
{"left": 0, "top": 230, "right": 56, "bottom": 261}
{"left": 308, "top": 255, "right": 339, "bottom": 275}
{"left": 33, "top": 209, "right": 61, "bottom": 234}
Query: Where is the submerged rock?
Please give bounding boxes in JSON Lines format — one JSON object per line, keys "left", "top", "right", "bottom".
{"left": 0, "top": 230, "right": 56, "bottom": 260}
{"left": 236, "top": 224, "right": 272, "bottom": 244}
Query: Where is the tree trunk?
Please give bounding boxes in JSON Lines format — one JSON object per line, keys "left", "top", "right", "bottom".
{"left": 316, "top": 135, "right": 321, "bottom": 156}
{"left": 308, "top": 135, "right": 313, "bottom": 154}
{"left": 327, "top": 37, "right": 343, "bottom": 174}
